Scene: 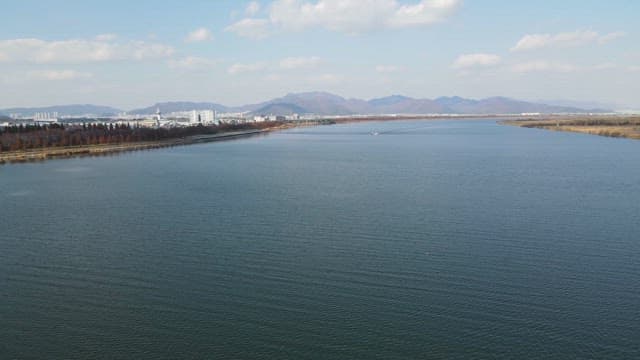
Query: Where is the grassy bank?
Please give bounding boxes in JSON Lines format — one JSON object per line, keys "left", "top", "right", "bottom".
{"left": 0, "top": 122, "right": 315, "bottom": 165}
{"left": 0, "top": 130, "right": 269, "bottom": 164}
{"left": 501, "top": 116, "right": 640, "bottom": 140}
{"left": 0, "top": 129, "right": 272, "bottom": 164}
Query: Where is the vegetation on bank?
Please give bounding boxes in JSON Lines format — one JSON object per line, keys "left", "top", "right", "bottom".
{"left": 502, "top": 116, "right": 640, "bottom": 140}
{"left": 0, "top": 121, "right": 285, "bottom": 153}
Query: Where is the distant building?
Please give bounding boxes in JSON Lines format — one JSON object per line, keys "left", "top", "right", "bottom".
{"left": 267, "top": 115, "right": 286, "bottom": 121}
{"left": 201, "top": 110, "right": 216, "bottom": 124}
{"left": 33, "top": 111, "right": 59, "bottom": 124}
{"left": 139, "top": 119, "right": 158, "bottom": 128}
{"left": 189, "top": 110, "right": 217, "bottom": 125}
{"left": 155, "top": 108, "right": 162, "bottom": 128}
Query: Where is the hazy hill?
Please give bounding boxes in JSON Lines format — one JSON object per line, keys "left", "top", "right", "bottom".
{"left": 233, "top": 92, "right": 605, "bottom": 115}
{"left": 237, "top": 92, "right": 358, "bottom": 115}
{"left": 5, "top": 92, "right": 612, "bottom": 118}
{"left": 128, "top": 101, "right": 229, "bottom": 115}
{"left": 1, "top": 104, "right": 122, "bottom": 117}
{"left": 434, "top": 96, "right": 481, "bottom": 113}
{"left": 536, "top": 99, "right": 615, "bottom": 112}
{"left": 369, "top": 95, "right": 447, "bottom": 114}
{"left": 251, "top": 103, "right": 308, "bottom": 116}
{"left": 451, "top": 96, "right": 592, "bottom": 114}
{"left": 367, "top": 95, "right": 413, "bottom": 107}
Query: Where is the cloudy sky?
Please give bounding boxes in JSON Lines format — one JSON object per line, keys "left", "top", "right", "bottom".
{"left": 1, "top": 0, "right": 639, "bottom": 110}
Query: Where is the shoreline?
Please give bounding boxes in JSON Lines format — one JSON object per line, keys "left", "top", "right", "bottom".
{"left": 0, "top": 129, "right": 272, "bottom": 165}
{"left": 500, "top": 116, "right": 640, "bottom": 140}
{"left": 0, "top": 116, "right": 501, "bottom": 165}
{"left": 5, "top": 114, "right": 632, "bottom": 165}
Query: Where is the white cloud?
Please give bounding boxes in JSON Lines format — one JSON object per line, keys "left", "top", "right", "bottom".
{"left": 279, "top": 56, "right": 321, "bottom": 69}
{"left": 597, "top": 31, "right": 626, "bottom": 44}
{"left": 168, "top": 56, "right": 219, "bottom": 70}
{"left": 264, "top": 73, "right": 281, "bottom": 81}
{"left": 452, "top": 53, "right": 501, "bottom": 69}
{"left": 227, "top": 0, "right": 459, "bottom": 38}
{"left": 95, "top": 33, "right": 117, "bottom": 41}
{"left": 0, "top": 38, "right": 174, "bottom": 64}
{"left": 185, "top": 27, "right": 214, "bottom": 42}
{"left": 130, "top": 41, "right": 175, "bottom": 60}
{"left": 591, "top": 62, "right": 617, "bottom": 70}
{"left": 269, "top": 0, "right": 394, "bottom": 32}
{"left": 227, "top": 62, "right": 267, "bottom": 74}
{"left": 375, "top": 65, "right": 400, "bottom": 73}
{"left": 511, "top": 61, "right": 577, "bottom": 73}
{"left": 246, "top": 1, "right": 261, "bottom": 15}
{"left": 510, "top": 60, "right": 620, "bottom": 73}
{"left": 511, "top": 30, "right": 626, "bottom": 52}
{"left": 387, "top": 0, "right": 460, "bottom": 28}
{"left": 28, "top": 70, "right": 93, "bottom": 81}
{"left": 307, "top": 73, "right": 343, "bottom": 84}
{"left": 225, "top": 18, "right": 271, "bottom": 39}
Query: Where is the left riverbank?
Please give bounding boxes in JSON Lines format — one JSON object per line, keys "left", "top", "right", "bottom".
{"left": 0, "top": 128, "right": 275, "bottom": 164}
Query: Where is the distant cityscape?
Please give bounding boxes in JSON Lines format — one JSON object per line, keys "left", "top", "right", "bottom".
{"left": 3, "top": 107, "right": 302, "bottom": 129}
{"left": 1, "top": 91, "right": 625, "bottom": 129}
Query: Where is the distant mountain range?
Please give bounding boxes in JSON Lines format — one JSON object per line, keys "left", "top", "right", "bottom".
{"left": 535, "top": 99, "right": 621, "bottom": 111}
{"left": 246, "top": 92, "right": 612, "bottom": 115}
{"left": 251, "top": 102, "right": 308, "bottom": 116}
{"left": 1, "top": 104, "right": 122, "bottom": 118}
{"left": 128, "top": 101, "right": 229, "bottom": 115}
{"left": 2, "top": 92, "right": 612, "bottom": 118}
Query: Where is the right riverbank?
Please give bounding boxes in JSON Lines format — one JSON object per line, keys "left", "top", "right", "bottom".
{"left": 500, "top": 116, "right": 640, "bottom": 140}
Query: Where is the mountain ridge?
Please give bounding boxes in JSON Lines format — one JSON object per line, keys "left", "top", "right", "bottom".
{"left": 2, "top": 104, "right": 122, "bottom": 117}
{"left": 128, "top": 101, "right": 229, "bottom": 115}
{"left": 3, "top": 92, "right": 612, "bottom": 117}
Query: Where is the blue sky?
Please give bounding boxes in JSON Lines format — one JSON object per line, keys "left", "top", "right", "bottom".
{"left": 1, "top": 0, "right": 639, "bottom": 110}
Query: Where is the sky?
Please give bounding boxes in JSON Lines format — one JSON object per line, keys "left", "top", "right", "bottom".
{"left": 1, "top": 0, "right": 639, "bottom": 110}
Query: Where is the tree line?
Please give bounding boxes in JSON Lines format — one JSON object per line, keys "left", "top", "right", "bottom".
{"left": 0, "top": 121, "right": 284, "bottom": 152}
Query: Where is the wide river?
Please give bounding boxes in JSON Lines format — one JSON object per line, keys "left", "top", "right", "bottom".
{"left": 2, "top": 119, "right": 639, "bottom": 359}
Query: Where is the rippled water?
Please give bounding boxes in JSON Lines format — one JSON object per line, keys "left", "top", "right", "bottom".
{"left": 2, "top": 120, "right": 640, "bottom": 359}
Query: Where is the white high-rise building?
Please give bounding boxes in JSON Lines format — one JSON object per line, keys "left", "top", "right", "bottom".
{"left": 33, "top": 112, "right": 59, "bottom": 122}
{"left": 190, "top": 110, "right": 199, "bottom": 124}
{"left": 200, "top": 110, "right": 215, "bottom": 124}
{"left": 189, "top": 110, "right": 217, "bottom": 125}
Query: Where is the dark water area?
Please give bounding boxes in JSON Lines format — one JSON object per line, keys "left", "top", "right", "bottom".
{"left": 2, "top": 120, "right": 639, "bottom": 359}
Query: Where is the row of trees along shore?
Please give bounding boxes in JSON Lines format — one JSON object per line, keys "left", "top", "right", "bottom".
{"left": 0, "top": 121, "right": 284, "bottom": 152}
